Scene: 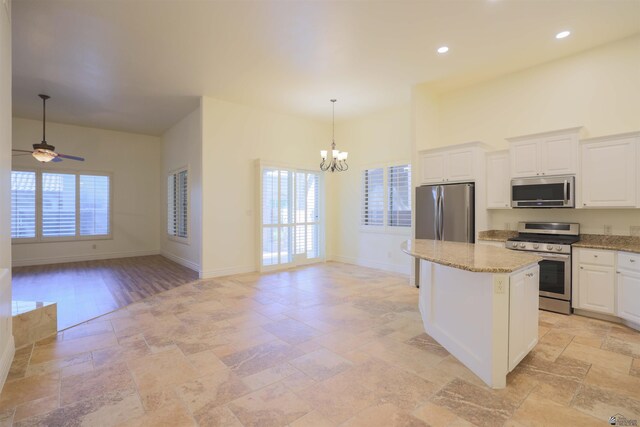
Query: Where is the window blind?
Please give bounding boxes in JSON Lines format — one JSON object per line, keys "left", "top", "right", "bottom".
{"left": 361, "top": 168, "right": 384, "bottom": 226}
{"left": 80, "top": 175, "right": 110, "bottom": 236}
{"left": 11, "top": 171, "right": 36, "bottom": 239}
{"left": 42, "top": 173, "right": 76, "bottom": 237}
{"left": 168, "top": 169, "right": 188, "bottom": 238}
{"left": 388, "top": 164, "right": 412, "bottom": 227}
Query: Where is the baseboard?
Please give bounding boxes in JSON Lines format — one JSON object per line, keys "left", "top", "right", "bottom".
{"left": 200, "top": 265, "right": 256, "bottom": 279}
{"left": 12, "top": 250, "right": 162, "bottom": 267}
{"left": 330, "top": 255, "right": 411, "bottom": 275}
{"left": 0, "top": 335, "right": 15, "bottom": 393}
{"left": 160, "top": 251, "right": 200, "bottom": 272}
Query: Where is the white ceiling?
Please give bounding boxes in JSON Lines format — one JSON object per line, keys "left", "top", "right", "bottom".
{"left": 11, "top": 0, "right": 640, "bottom": 136}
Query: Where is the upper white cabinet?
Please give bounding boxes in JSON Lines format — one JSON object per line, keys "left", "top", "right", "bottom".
{"left": 580, "top": 132, "right": 639, "bottom": 208}
{"left": 418, "top": 142, "right": 487, "bottom": 185}
{"left": 486, "top": 150, "right": 510, "bottom": 209}
{"left": 508, "top": 128, "right": 581, "bottom": 178}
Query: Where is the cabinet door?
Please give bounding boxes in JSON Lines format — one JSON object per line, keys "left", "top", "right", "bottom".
{"left": 420, "top": 152, "right": 446, "bottom": 184}
{"left": 581, "top": 138, "right": 637, "bottom": 208}
{"left": 446, "top": 149, "right": 475, "bottom": 182}
{"left": 510, "top": 140, "right": 539, "bottom": 178}
{"left": 618, "top": 270, "right": 640, "bottom": 324}
{"left": 577, "top": 264, "right": 616, "bottom": 314}
{"left": 486, "top": 152, "right": 510, "bottom": 208}
{"left": 508, "top": 267, "right": 539, "bottom": 371}
{"left": 539, "top": 135, "right": 577, "bottom": 176}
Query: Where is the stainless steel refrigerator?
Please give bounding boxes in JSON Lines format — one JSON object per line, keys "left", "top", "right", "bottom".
{"left": 414, "top": 183, "right": 475, "bottom": 286}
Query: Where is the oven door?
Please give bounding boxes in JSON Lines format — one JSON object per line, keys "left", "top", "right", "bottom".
{"left": 531, "top": 252, "right": 571, "bottom": 300}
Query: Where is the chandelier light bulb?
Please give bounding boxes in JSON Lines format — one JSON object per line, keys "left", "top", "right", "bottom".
{"left": 320, "top": 150, "right": 327, "bottom": 159}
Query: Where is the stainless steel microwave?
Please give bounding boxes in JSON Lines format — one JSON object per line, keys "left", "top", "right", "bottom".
{"left": 511, "top": 176, "right": 575, "bottom": 208}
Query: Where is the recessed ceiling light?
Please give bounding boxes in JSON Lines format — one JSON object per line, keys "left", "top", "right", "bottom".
{"left": 437, "top": 46, "right": 449, "bottom": 54}
{"left": 556, "top": 30, "right": 571, "bottom": 39}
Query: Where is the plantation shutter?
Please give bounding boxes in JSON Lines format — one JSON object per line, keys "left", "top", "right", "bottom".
{"left": 167, "top": 169, "right": 188, "bottom": 238}
{"left": 361, "top": 168, "right": 384, "bottom": 226}
{"left": 11, "top": 171, "right": 36, "bottom": 239}
{"left": 80, "top": 175, "right": 110, "bottom": 236}
{"left": 42, "top": 172, "right": 76, "bottom": 237}
{"left": 388, "top": 164, "right": 412, "bottom": 227}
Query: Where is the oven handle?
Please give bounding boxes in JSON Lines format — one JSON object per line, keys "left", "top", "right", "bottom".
{"left": 563, "top": 179, "right": 568, "bottom": 204}
{"left": 529, "top": 251, "right": 571, "bottom": 260}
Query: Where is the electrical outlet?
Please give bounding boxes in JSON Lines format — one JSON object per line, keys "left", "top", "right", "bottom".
{"left": 604, "top": 225, "right": 612, "bottom": 235}
{"left": 631, "top": 226, "right": 640, "bottom": 237}
{"left": 494, "top": 276, "right": 506, "bottom": 294}
{"left": 92, "top": 244, "right": 97, "bottom": 250}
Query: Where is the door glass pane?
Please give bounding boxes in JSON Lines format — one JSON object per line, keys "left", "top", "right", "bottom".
{"left": 262, "top": 169, "right": 278, "bottom": 225}
{"left": 306, "top": 224, "right": 318, "bottom": 258}
{"left": 262, "top": 227, "right": 278, "bottom": 266}
{"left": 280, "top": 226, "right": 291, "bottom": 264}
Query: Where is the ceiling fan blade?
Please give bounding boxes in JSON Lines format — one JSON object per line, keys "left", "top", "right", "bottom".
{"left": 51, "top": 157, "right": 63, "bottom": 163}
{"left": 56, "top": 153, "right": 85, "bottom": 161}
{"left": 12, "top": 149, "right": 34, "bottom": 153}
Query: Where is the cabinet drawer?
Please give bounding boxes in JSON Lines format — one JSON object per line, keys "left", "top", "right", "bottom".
{"left": 578, "top": 248, "right": 615, "bottom": 267}
{"left": 619, "top": 252, "right": 640, "bottom": 272}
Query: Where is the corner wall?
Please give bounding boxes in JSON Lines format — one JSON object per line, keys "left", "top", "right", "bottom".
{"left": 413, "top": 35, "right": 640, "bottom": 235}
{"left": 200, "top": 96, "right": 330, "bottom": 278}
{"left": 11, "top": 118, "right": 162, "bottom": 266}
{"left": 0, "top": 0, "right": 14, "bottom": 391}
{"left": 160, "top": 105, "right": 203, "bottom": 272}
{"left": 329, "top": 105, "right": 413, "bottom": 274}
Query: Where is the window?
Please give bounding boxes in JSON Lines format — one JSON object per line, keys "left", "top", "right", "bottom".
{"left": 11, "top": 171, "right": 36, "bottom": 239}
{"left": 168, "top": 169, "right": 188, "bottom": 239}
{"left": 11, "top": 170, "right": 111, "bottom": 241}
{"left": 361, "top": 163, "right": 411, "bottom": 229}
{"left": 260, "top": 166, "right": 322, "bottom": 269}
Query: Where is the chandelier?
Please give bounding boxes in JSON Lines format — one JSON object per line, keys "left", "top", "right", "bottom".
{"left": 320, "top": 99, "right": 348, "bottom": 172}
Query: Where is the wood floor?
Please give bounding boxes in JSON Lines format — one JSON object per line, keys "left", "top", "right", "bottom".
{"left": 12, "top": 256, "right": 199, "bottom": 330}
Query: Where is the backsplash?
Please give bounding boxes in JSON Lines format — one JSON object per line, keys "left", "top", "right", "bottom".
{"left": 488, "top": 209, "right": 640, "bottom": 236}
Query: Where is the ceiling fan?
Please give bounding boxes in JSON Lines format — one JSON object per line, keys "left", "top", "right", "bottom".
{"left": 12, "top": 94, "right": 85, "bottom": 163}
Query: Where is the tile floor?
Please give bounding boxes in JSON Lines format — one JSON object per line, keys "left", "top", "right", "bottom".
{"left": 1, "top": 261, "right": 639, "bottom": 426}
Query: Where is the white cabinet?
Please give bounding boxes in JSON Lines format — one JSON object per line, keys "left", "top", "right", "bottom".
{"left": 617, "top": 252, "right": 640, "bottom": 325}
{"left": 418, "top": 142, "right": 486, "bottom": 185}
{"left": 486, "top": 151, "right": 510, "bottom": 209}
{"left": 508, "top": 128, "right": 580, "bottom": 178}
{"left": 573, "top": 248, "right": 616, "bottom": 315}
{"left": 580, "top": 132, "right": 639, "bottom": 208}
{"left": 577, "top": 264, "right": 616, "bottom": 315}
{"left": 509, "top": 266, "right": 539, "bottom": 371}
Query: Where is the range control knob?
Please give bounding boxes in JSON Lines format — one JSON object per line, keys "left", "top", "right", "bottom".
{"left": 556, "top": 245, "right": 563, "bottom": 251}
{"left": 546, "top": 244, "right": 554, "bottom": 250}
{"left": 519, "top": 243, "right": 526, "bottom": 248}
{"left": 532, "top": 243, "right": 539, "bottom": 249}
{"left": 511, "top": 242, "right": 519, "bottom": 248}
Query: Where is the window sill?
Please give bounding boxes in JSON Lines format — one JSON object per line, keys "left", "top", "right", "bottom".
{"left": 359, "top": 226, "right": 412, "bottom": 236}
{"left": 12, "top": 235, "right": 113, "bottom": 244}
{"left": 167, "top": 235, "right": 190, "bottom": 246}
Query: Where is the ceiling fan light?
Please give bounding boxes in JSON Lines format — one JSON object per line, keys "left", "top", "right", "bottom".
{"left": 32, "top": 149, "right": 56, "bottom": 162}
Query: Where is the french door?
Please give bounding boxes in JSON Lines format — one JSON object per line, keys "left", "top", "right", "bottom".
{"left": 260, "top": 166, "right": 322, "bottom": 270}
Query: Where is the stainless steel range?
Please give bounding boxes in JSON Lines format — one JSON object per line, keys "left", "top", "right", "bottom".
{"left": 506, "top": 222, "right": 580, "bottom": 314}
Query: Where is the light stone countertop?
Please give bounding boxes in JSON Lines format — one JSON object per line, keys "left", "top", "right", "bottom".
{"left": 573, "top": 234, "right": 640, "bottom": 254}
{"left": 402, "top": 239, "right": 541, "bottom": 273}
{"left": 477, "top": 230, "right": 518, "bottom": 242}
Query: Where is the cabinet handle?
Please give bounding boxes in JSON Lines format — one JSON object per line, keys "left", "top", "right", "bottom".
{"left": 594, "top": 255, "right": 598, "bottom": 258}
{"left": 580, "top": 266, "right": 584, "bottom": 269}
{"left": 584, "top": 203, "right": 587, "bottom": 206}
{"left": 631, "top": 259, "right": 636, "bottom": 263}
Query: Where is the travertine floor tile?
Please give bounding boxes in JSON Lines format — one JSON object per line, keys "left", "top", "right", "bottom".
{"left": 342, "top": 403, "right": 428, "bottom": 427}
{"left": 0, "top": 373, "right": 59, "bottom": 411}
{"left": 228, "top": 382, "right": 311, "bottom": 427}
{"left": 289, "top": 348, "right": 352, "bottom": 381}
{"left": 511, "top": 394, "right": 602, "bottom": 426}
{"left": 60, "top": 362, "right": 135, "bottom": 406}
{"left": 126, "top": 347, "right": 199, "bottom": 394}
{"left": 561, "top": 341, "right": 633, "bottom": 374}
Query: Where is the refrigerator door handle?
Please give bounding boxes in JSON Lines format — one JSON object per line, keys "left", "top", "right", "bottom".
{"left": 433, "top": 186, "right": 440, "bottom": 240}
{"left": 439, "top": 186, "right": 445, "bottom": 240}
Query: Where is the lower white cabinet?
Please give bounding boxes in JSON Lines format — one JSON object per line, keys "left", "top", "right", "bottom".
{"left": 577, "top": 264, "right": 616, "bottom": 315}
{"left": 508, "top": 266, "right": 539, "bottom": 371}
{"left": 617, "top": 252, "right": 640, "bottom": 325}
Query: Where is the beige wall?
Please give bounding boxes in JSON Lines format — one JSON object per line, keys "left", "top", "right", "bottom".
{"left": 329, "top": 105, "right": 413, "bottom": 274}
{"left": 414, "top": 35, "right": 640, "bottom": 234}
{"left": 0, "top": 0, "right": 13, "bottom": 389}
{"left": 160, "top": 106, "right": 202, "bottom": 272}
{"left": 11, "top": 118, "right": 161, "bottom": 265}
{"left": 200, "top": 96, "right": 330, "bottom": 278}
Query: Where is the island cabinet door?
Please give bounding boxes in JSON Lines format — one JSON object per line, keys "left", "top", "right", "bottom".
{"left": 508, "top": 267, "right": 539, "bottom": 371}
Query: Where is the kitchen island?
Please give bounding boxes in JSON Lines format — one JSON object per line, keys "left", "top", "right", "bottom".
{"left": 402, "top": 239, "right": 541, "bottom": 389}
